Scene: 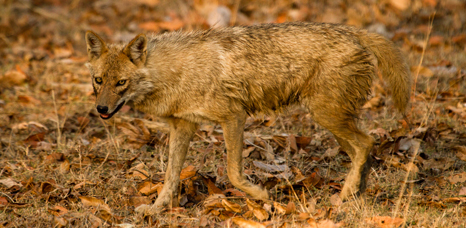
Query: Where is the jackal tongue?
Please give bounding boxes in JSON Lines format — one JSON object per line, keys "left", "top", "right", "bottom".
{"left": 100, "top": 114, "right": 110, "bottom": 118}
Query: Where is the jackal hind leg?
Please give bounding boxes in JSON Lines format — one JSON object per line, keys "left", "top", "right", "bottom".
{"left": 221, "top": 112, "right": 269, "bottom": 200}
{"left": 310, "top": 109, "right": 373, "bottom": 200}
{"left": 148, "top": 118, "right": 197, "bottom": 214}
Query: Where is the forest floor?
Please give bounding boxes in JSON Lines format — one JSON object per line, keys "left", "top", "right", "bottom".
{"left": 1, "top": 0, "right": 466, "bottom": 227}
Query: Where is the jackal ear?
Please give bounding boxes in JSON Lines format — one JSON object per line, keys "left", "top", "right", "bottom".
{"left": 85, "top": 31, "right": 107, "bottom": 61}
{"left": 123, "top": 34, "right": 147, "bottom": 66}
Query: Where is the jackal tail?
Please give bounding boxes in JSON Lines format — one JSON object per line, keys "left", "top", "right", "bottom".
{"left": 360, "top": 32, "right": 412, "bottom": 113}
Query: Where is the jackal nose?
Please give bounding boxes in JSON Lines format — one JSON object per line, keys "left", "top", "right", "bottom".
{"left": 96, "top": 105, "right": 108, "bottom": 114}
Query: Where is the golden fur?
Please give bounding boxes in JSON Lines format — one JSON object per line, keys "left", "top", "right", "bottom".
{"left": 85, "top": 22, "right": 411, "bottom": 214}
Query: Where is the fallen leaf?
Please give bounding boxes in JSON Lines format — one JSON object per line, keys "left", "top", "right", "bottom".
{"left": 243, "top": 146, "right": 256, "bottom": 157}
{"left": 423, "top": 158, "right": 454, "bottom": 171}
{"left": 285, "top": 201, "right": 296, "bottom": 214}
{"left": 0, "top": 196, "right": 9, "bottom": 206}
{"left": 129, "top": 196, "right": 152, "bottom": 207}
{"left": 330, "top": 194, "right": 342, "bottom": 207}
{"left": 1, "top": 69, "right": 27, "bottom": 88}
{"left": 222, "top": 199, "right": 242, "bottom": 213}
{"left": 48, "top": 205, "right": 68, "bottom": 216}
{"left": 429, "top": 36, "right": 444, "bottom": 46}
{"left": 45, "top": 153, "right": 65, "bottom": 164}
{"left": 390, "top": 0, "right": 410, "bottom": 11}
{"left": 316, "top": 220, "right": 342, "bottom": 228}
{"left": 231, "top": 217, "right": 266, "bottom": 228}
{"left": 246, "top": 199, "right": 269, "bottom": 221}
{"left": 138, "top": 181, "right": 163, "bottom": 195}
{"left": 0, "top": 178, "right": 23, "bottom": 189}
{"left": 459, "top": 187, "right": 466, "bottom": 196}
{"left": 447, "top": 172, "right": 466, "bottom": 184}
{"left": 180, "top": 165, "right": 197, "bottom": 180}
{"left": 443, "top": 197, "right": 466, "bottom": 203}
{"left": 53, "top": 217, "right": 68, "bottom": 227}
{"left": 453, "top": 146, "right": 466, "bottom": 162}
{"left": 18, "top": 95, "right": 41, "bottom": 106}
{"left": 128, "top": 163, "right": 149, "bottom": 180}
{"left": 253, "top": 161, "right": 288, "bottom": 173}
{"left": 203, "top": 176, "right": 223, "bottom": 195}
{"left": 366, "top": 216, "right": 404, "bottom": 228}
{"left": 411, "top": 66, "right": 434, "bottom": 78}
{"left": 79, "top": 196, "right": 112, "bottom": 213}
{"left": 320, "top": 146, "right": 340, "bottom": 160}
{"left": 273, "top": 202, "right": 287, "bottom": 215}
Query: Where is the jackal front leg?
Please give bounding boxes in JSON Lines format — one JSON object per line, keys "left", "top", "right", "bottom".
{"left": 145, "top": 118, "right": 197, "bottom": 214}
{"left": 222, "top": 113, "right": 269, "bottom": 200}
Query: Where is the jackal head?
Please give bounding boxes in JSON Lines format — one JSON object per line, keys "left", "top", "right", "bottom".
{"left": 85, "top": 31, "right": 153, "bottom": 119}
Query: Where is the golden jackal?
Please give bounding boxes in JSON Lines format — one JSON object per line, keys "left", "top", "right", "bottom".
{"left": 85, "top": 22, "right": 411, "bottom": 214}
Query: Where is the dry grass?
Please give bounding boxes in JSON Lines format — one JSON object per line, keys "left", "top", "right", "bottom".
{"left": 1, "top": 0, "right": 466, "bottom": 227}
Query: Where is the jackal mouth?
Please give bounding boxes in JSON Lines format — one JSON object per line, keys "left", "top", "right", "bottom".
{"left": 100, "top": 101, "right": 125, "bottom": 119}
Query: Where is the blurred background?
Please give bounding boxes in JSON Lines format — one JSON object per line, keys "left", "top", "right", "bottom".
{"left": 1, "top": 0, "right": 466, "bottom": 227}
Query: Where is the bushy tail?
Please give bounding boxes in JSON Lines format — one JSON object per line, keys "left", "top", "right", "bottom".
{"left": 359, "top": 32, "right": 412, "bottom": 114}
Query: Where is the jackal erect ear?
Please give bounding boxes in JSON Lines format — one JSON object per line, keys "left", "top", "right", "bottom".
{"left": 123, "top": 34, "right": 147, "bottom": 66}
{"left": 85, "top": 31, "right": 108, "bottom": 61}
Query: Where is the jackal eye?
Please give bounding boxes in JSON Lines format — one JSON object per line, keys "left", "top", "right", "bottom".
{"left": 117, "top": 80, "right": 126, "bottom": 86}
{"left": 95, "top": 77, "right": 102, "bottom": 84}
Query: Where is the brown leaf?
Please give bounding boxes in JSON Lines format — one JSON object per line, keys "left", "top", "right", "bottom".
{"left": 18, "top": 95, "right": 41, "bottom": 106}
{"left": 23, "top": 132, "right": 46, "bottom": 148}
{"left": 0, "top": 178, "right": 23, "bottom": 189}
{"left": 138, "top": 181, "right": 163, "bottom": 195}
{"left": 0, "top": 196, "right": 9, "bottom": 206}
{"left": 451, "top": 34, "right": 466, "bottom": 44}
{"left": 128, "top": 163, "right": 149, "bottom": 180}
{"left": 411, "top": 66, "right": 434, "bottom": 78}
{"left": 119, "top": 121, "right": 152, "bottom": 149}
{"left": 453, "top": 146, "right": 466, "bottom": 162}
{"left": 180, "top": 165, "right": 197, "bottom": 180}
{"left": 45, "top": 153, "right": 65, "bottom": 164}
{"left": 203, "top": 176, "right": 223, "bottom": 195}
{"left": 59, "top": 159, "right": 70, "bottom": 174}
{"left": 273, "top": 202, "right": 287, "bottom": 215}
{"left": 79, "top": 196, "right": 112, "bottom": 213}
{"left": 53, "top": 217, "right": 68, "bottom": 227}
{"left": 316, "top": 220, "right": 342, "bottom": 228}
{"left": 295, "top": 136, "right": 312, "bottom": 149}
{"left": 443, "top": 197, "right": 466, "bottom": 203}
{"left": 231, "top": 217, "right": 266, "bottom": 228}
{"left": 329, "top": 194, "right": 342, "bottom": 207}
{"left": 48, "top": 205, "right": 68, "bottom": 216}
{"left": 320, "top": 146, "right": 340, "bottom": 160}
{"left": 246, "top": 199, "right": 269, "bottom": 221}
{"left": 40, "top": 182, "right": 55, "bottom": 194}
{"left": 298, "top": 212, "right": 311, "bottom": 220}
{"left": 423, "top": 158, "right": 454, "bottom": 171}
{"left": 253, "top": 161, "right": 288, "bottom": 173}
{"left": 429, "top": 36, "right": 444, "bottom": 46}
{"left": 285, "top": 201, "right": 296, "bottom": 214}
{"left": 459, "top": 187, "right": 466, "bottom": 196}
{"left": 1, "top": 69, "right": 27, "bottom": 88}
{"left": 129, "top": 196, "right": 152, "bottom": 207}
{"left": 389, "top": 0, "right": 410, "bottom": 11}
{"left": 447, "top": 172, "right": 466, "bottom": 184}
{"left": 297, "top": 172, "right": 323, "bottom": 189}
{"left": 366, "top": 216, "right": 404, "bottom": 228}
{"left": 243, "top": 146, "right": 256, "bottom": 158}
{"left": 222, "top": 199, "right": 242, "bottom": 213}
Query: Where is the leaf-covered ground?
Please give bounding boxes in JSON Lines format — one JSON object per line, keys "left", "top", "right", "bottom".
{"left": 1, "top": 0, "right": 466, "bottom": 227}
